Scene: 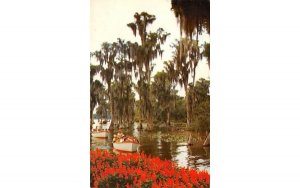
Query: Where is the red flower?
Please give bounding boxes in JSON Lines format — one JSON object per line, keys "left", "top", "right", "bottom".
{"left": 90, "top": 149, "right": 210, "bottom": 188}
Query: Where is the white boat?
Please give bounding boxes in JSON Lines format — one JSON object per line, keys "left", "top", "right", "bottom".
{"left": 113, "top": 142, "right": 140, "bottom": 152}
{"left": 92, "top": 122, "right": 100, "bottom": 129}
{"left": 106, "top": 119, "right": 111, "bottom": 126}
{"left": 102, "top": 121, "right": 112, "bottom": 130}
{"left": 92, "top": 131, "right": 109, "bottom": 138}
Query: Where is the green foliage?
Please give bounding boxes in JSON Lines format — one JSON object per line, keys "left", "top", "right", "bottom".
{"left": 191, "top": 79, "right": 210, "bottom": 131}
{"left": 202, "top": 42, "right": 210, "bottom": 68}
{"left": 170, "top": 96, "right": 187, "bottom": 122}
{"left": 152, "top": 71, "right": 173, "bottom": 124}
{"left": 90, "top": 11, "right": 209, "bottom": 133}
{"left": 127, "top": 12, "right": 170, "bottom": 129}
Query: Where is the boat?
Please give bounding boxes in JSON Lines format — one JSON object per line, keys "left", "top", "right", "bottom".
{"left": 113, "top": 142, "right": 140, "bottom": 152}
{"left": 92, "top": 120, "right": 111, "bottom": 138}
{"left": 92, "top": 130, "right": 109, "bottom": 138}
{"left": 102, "top": 121, "right": 112, "bottom": 130}
{"left": 92, "top": 122, "right": 100, "bottom": 129}
{"left": 112, "top": 132, "right": 140, "bottom": 152}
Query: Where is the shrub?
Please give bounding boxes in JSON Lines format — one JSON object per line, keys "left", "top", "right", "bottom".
{"left": 91, "top": 149, "right": 210, "bottom": 188}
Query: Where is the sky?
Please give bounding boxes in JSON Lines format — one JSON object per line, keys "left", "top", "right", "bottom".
{"left": 91, "top": 0, "right": 210, "bottom": 96}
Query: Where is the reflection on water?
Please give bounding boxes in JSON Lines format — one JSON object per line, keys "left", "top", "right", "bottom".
{"left": 92, "top": 122, "right": 209, "bottom": 172}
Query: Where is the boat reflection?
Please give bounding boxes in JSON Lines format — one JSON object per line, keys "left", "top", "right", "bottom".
{"left": 91, "top": 122, "right": 209, "bottom": 171}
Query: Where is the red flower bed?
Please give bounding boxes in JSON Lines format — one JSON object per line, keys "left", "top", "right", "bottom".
{"left": 91, "top": 149, "right": 210, "bottom": 188}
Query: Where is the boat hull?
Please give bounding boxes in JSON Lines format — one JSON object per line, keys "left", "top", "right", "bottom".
{"left": 113, "top": 142, "right": 139, "bottom": 152}
{"left": 92, "top": 131, "right": 109, "bottom": 138}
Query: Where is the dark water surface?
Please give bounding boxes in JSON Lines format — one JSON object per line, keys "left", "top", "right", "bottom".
{"left": 92, "top": 122, "right": 209, "bottom": 172}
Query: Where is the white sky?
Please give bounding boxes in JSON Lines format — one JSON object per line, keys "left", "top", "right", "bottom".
{"left": 91, "top": 0, "right": 210, "bottom": 96}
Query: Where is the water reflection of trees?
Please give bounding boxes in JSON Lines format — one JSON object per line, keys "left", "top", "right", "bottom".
{"left": 161, "top": 141, "right": 172, "bottom": 160}
{"left": 187, "top": 145, "right": 210, "bottom": 169}
{"left": 93, "top": 125, "right": 209, "bottom": 170}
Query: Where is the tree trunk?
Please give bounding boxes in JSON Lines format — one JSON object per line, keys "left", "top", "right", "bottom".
{"left": 109, "top": 85, "right": 114, "bottom": 129}
{"left": 189, "top": 86, "right": 194, "bottom": 124}
{"left": 120, "top": 118, "right": 121, "bottom": 128}
{"left": 120, "top": 80, "right": 124, "bottom": 128}
{"left": 90, "top": 109, "right": 93, "bottom": 150}
{"left": 167, "top": 107, "right": 171, "bottom": 127}
{"left": 138, "top": 92, "right": 143, "bottom": 130}
{"left": 126, "top": 102, "right": 130, "bottom": 128}
{"left": 184, "top": 83, "right": 191, "bottom": 127}
{"left": 147, "top": 108, "right": 153, "bottom": 130}
{"left": 146, "top": 66, "right": 153, "bottom": 131}
{"left": 208, "top": 60, "right": 210, "bottom": 70}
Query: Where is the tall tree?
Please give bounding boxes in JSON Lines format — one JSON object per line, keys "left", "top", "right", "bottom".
{"left": 170, "top": 38, "right": 201, "bottom": 127}
{"left": 127, "top": 12, "right": 170, "bottom": 130}
{"left": 92, "top": 39, "right": 136, "bottom": 129}
{"left": 114, "top": 39, "right": 135, "bottom": 128}
{"left": 192, "top": 78, "right": 210, "bottom": 131}
{"left": 90, "top": 80, "right": 105, "bottom": 122}
{"left": 90, "top": 67, "right": 105, "bottom": 148}
{"left": 91, "top": 42, "right": 118, "bottom": 128}
{"left": 164, "top": 61, "right": 178, "bottom": 90}
{"left": 152, "top": 71, "right": 173, "bottom": 126}
{"left": 164, "top": 61, "right": 179, "bottom": 118}
{"left": 96, "top": 91, "right": 108, "bottom": 124}
{"left": 90, "top": 64, "right": 100, "bottom": 141}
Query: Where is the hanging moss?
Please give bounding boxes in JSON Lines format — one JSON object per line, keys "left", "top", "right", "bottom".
{"left": 171, "top": 0, "right": 210, "bottom": 37}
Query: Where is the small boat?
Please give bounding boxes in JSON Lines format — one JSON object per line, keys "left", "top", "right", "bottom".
{"left": 92, "top": 130, "right": 109, "bottom": 138}
{"left": 112, "top": 132, "right": 140, "bottom": 152}
{"left": 102, "top": 121, "right": 112, "bottom": 130}
{"left": 113, "top": 142, "right": 140, "bottom": 152}
{"left": 92, "top": 122, "right": 100, "bottom": 129}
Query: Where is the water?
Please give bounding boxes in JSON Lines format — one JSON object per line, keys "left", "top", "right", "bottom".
{"left": 92, "top": 122, "right": 210, "bottom": 172}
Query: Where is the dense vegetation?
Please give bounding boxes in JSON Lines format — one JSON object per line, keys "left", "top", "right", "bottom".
{"left": 91, "top": 149, "right": 210, "bottom": 188}
{"left": 90, "top": 0, "right": 210, "bottom": 185}
{"left": 90, "top": 1, "right": 210, "bottom": 137}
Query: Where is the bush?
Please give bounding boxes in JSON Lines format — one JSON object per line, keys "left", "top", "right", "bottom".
{"left": 91, "top": 149, "right": 210, "bottom": 188}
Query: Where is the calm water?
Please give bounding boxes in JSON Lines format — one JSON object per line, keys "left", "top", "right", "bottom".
{"left": 92, "top": 122, "right": 210, "bottom": 172}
